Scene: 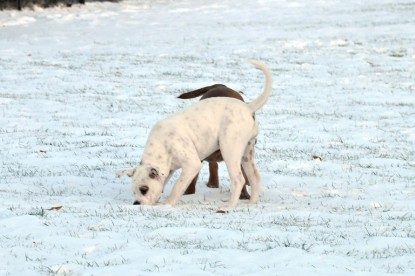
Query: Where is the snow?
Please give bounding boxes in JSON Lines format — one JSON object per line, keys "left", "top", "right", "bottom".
{"left": 1, "top": 0, "right": 415, "bottom": 275}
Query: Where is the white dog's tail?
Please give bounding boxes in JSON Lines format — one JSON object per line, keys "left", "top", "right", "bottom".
{"left": 247, "top": 60, "right": 273, "bottom": 113}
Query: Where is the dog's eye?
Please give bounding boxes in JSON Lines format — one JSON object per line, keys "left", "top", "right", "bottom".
{"left": 139, "top": 186, "right": 149, "bottom": 195}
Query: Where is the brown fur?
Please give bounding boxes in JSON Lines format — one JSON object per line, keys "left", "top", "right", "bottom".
{"left": 177, "top": 84, "right": 251, "bottom": 200}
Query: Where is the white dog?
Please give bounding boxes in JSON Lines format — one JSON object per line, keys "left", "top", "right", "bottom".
{"left": 117, "top": 60, "right": 272, "bottom": 210}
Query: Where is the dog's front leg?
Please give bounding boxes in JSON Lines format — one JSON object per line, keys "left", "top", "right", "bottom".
{"left": 162, "top": 163, "right": 202, "bottom": 206}
{"left": 163, "top": 170, "right": 175, "bottom": 188}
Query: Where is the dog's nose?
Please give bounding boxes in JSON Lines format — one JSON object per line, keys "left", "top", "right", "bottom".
{"left": 133, "top": 200, "right": 141, "bottom": 205}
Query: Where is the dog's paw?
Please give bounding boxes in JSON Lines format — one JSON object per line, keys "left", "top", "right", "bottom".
{"left": 248, "top": 198, "right": 259, "bottom": 205}
{"left": 206, "top": 181, "right": 219, "bottom": 188}
{"left": 239, "top": 192, "right": 251, "bottom": 200}
{"left": 158, "top": 200, "right": 173, "bottom": 207}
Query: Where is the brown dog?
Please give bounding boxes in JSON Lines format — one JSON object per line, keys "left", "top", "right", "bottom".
{"left": 177, "top": 84, "right": 251, "bottom": 200}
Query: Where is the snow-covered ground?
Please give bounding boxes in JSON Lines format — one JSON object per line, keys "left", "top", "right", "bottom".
{"left": 1, "top": 0, "right": 414, "bottom": 274}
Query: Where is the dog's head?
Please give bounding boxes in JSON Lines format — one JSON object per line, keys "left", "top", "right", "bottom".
{"left": 126, "top": 165, "right": 165, "bottom": 205}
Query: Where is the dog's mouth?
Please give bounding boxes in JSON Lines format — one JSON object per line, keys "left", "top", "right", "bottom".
{"left": 132, "top": 194, "right": 161, "bottom": 206}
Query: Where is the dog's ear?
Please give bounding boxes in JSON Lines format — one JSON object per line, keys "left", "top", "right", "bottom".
{"left": 149, "top": 168, "right": 159, "bottom": 179}
{"left": 116, "top": 168, "right": 136, "bottom": 178}
{"left": 127, "top": 169, "right": 136, "bottom": 177}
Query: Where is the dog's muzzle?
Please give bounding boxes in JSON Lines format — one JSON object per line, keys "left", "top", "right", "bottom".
{"left": 133, "top": 200, "right": 141, "bottom": 205}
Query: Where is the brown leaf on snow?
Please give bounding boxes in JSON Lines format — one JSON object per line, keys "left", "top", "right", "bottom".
{"left": 46, "top": 206, "right": 63, "bottom": 211}
{"left": 216, "top": 210, "right": 228, "bottom": 214}
{"left": 312, "top": 155, "right": 322, "bottom": 161}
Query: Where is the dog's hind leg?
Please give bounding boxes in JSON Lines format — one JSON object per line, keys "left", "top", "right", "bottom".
{"left": 240, "top": 168, "right": 251, "bottom": 200}
{"left": 241, "top": 138, "right": 261, "bottom": 204}
{"left": 207, "top": 162, "right": 219, "bottom": 188}
{"left": 220, "top": 145, "right": 246, "bottom": 209}
{"left": 222, "top": 163, "right": 245, "bottom": 209}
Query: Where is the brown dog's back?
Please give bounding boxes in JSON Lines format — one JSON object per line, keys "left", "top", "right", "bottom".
{"left": 178, "top": 84, "right": 244, "bottom": 102}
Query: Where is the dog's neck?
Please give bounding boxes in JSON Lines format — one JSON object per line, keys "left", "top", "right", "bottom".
{"left": 141, "top": 142, "right": 172, "bottom": 177}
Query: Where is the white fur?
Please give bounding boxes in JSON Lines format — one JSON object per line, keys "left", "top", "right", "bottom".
{"left": 117, "top": 60, "right": 272, "bottom": 210}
